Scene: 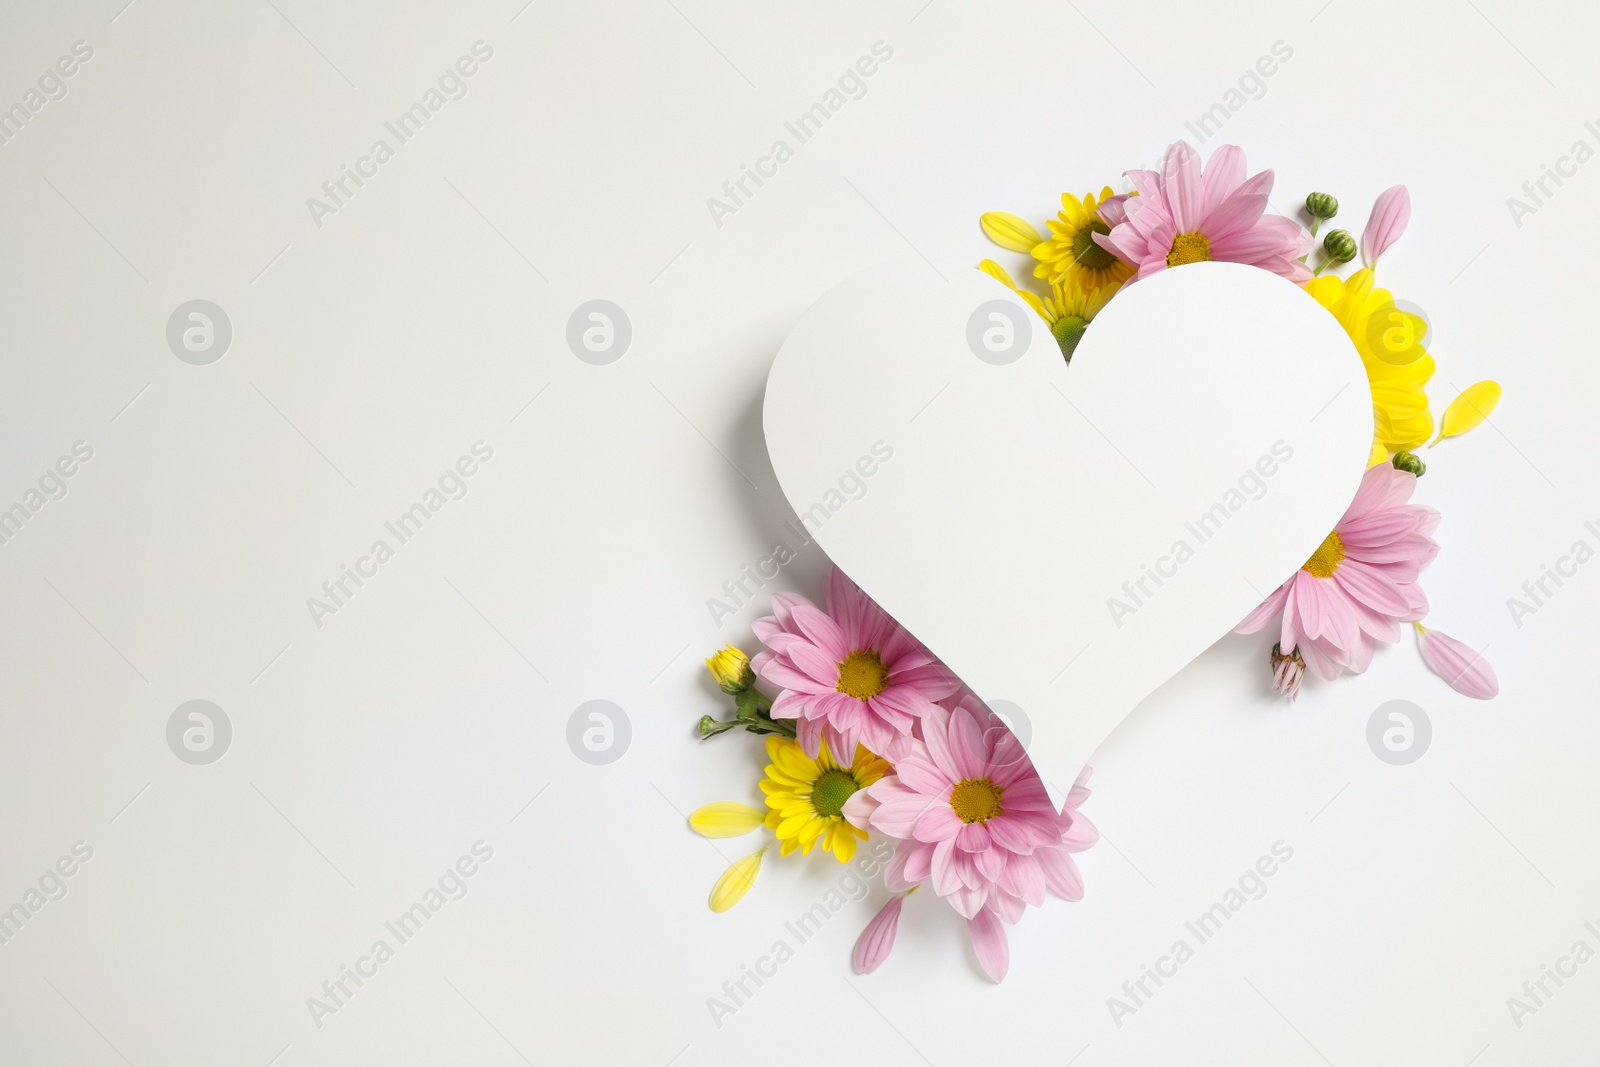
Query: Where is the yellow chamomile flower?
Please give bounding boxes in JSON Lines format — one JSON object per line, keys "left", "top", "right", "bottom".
{"left": 1304, "top": 267, "right": 1434, "bottom": 462}
{"left": 979, "top": 260, "right": 1117, "bottom": 361}
{"left": 1030, "top": 187, "right": 1136, "bottom": 291}
{"left": 760, "top": 736, "right": 888, "bottom": 862}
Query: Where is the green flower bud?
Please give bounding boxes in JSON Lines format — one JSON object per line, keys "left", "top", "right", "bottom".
{"left": 1305, "top": 192, "right": 1339, "bottom": 220}
{"left": 1392, "top": 451, "right": 1425, "bottom": 477}
{"left": 1322, "top": 229, "right": 1357, "bottom": 265}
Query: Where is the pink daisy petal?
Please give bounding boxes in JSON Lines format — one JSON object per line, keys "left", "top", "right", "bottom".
{"left": 784, "top": 599, "right": 849, "bottom": 662}
{"left": 1060, "top": 810, "right": 1098, "bottom": 851}
{"left": 946, "top": 707, "right": 988, "bottom": 780}
{"left": 1237, "top": 583, "right": 1290, "bottom": 633}
{"left": 1198, "top": 193, "right": 1269, "bottom": 243}
{"left": 1162, "top": 140, "right": 1203, "bottom": 233}
{"left": 1000, "top": 852, "right": 1047, "bottom": 907}
{"left": 1361, "top": 184, "right": 1411, "bottom": 268}
{"left": 914, "top": 803, "right": 964, "bottom": 844}
{"left": 783, "top": 640, "right": 846, "bottom": 688}
{"left": 1037, "top": 846, "right": 1085, "bottom": 900}
{"left": 973, "top": 842, "right": 1006, "bottom": 882}
{"left": 956, "top": 821, "right": 992, "bottom": 852}
{"left": 753, "top": 655, "right": 832, "bottom": 695}
{"left": 930, "top": 838, "right": 962, "bottom": 896}
{"left": 967, "top": 907, "right": 1010, "bottom": 982}
{"left": 1417, "top": 625, "right": 1499, "bottom": 698}
{"left": 852, "top": 894, "right": 905, "bottom": 974}
{"left": 1201, "top": 144, "right": 1248, "bottom": 214}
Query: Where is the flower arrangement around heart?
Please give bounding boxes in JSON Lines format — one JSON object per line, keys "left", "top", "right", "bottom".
{"left": 980, "top": 139, "right": 1502, "bottom": 702}
{"left": 687, "top": 140, "right": 1501, "bottom": 986}
{"left": 692, "top": 568, "right": 1097, "bottom": 982}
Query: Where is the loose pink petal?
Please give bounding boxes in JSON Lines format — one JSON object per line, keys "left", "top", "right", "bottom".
{"left": 1417, "top": 625, "right": 1499, "bottom": 698}
{"left": 852, "top": 894, "right": 905, "bottom": 974}
{"left": 1361, "top": 184, "right": 1411, "bottom": 268}
{"left": 967, "top": 907, "right": 1010, "bottom": 982}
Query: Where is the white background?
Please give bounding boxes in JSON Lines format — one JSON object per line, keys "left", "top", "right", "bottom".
{"left": 0, "top": 0, "right": 1594, "bottom": 1064}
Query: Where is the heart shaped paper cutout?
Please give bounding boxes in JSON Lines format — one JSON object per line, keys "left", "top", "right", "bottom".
{"left": 762, "top": 261, "right": 1372, "bottom": 783}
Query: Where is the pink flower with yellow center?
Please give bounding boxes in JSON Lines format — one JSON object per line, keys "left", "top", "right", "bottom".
{"left": 1097, "top": 140, "right": 1312, "bottom": 284}
{"left": 750, "top": 568, "right": 958, "bottom": 761}
{"left": 844, "top": 697, "right": 1096, "bottom": 981}
{"left": 1238, "top": 464, "right": 1438, "bottom": 680}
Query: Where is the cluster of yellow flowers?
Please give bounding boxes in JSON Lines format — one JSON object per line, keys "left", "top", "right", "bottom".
{"left": 691, "top": 646, "right": 889, "bottom": 912}
{"left": 978, "top": 187, "right": 1129, "bottom": 362}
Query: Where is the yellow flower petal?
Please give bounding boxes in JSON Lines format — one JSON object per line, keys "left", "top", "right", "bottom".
{"left": 978, "top": 258, "right": 1017, "bottom": 290}
{"left": 709, "top": 849, "right": 765, "bottom": 913}
{"left": 980, "top": 211, "right": 1044, "bottom": 253}
{"left": 771, "top": 743, "right": 819, "bottom": 782}
{"left": 1433, "top": 380, "right": 1502, "bottom": 444}
{"left": 689, "top": 801, "right": 765, "bottom": 838}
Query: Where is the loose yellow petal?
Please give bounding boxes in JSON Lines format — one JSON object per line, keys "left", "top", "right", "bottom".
{"left": 978, "top": 258, "right": 1018, "bottom": 290}
{"left": 689, "top": 801, "right": 765, "bottom": 838}
{"left": 1433, "top": 380, "right": 1502, "bottom": 445}
{"left": 709, "top": 849, "right": 765, "bottom": 912}
{"left": 980, "top": 211, "right": 1044, "bottom": 253}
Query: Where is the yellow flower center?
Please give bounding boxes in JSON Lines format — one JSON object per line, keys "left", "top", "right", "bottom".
{"left": 811, "top": 768, "right": 860, "bottom": 818}
{"left": 950, "top": 778, "right": 1004, "bottom": 824}
{"left": 1166, "top": 231, "right": 1212, "bottom": 267}
{"left": 1303, "top": 530, "right": 1345, "bottom": 578}
{"left": 836, "top": 650, "right": 888, "bottom": 700}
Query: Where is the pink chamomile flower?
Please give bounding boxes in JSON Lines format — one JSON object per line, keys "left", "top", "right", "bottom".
{"left": 1238, "top": 464, "right": 1438, "bottom": 681}
{"left": 750, "top": 568, "right": 958, "bottom": 761}
{"left": 1096, "top": 140, "right": 1312, "bottom": 284}
{"left": 844, "top": 697, "right": 1097, "bottom": 981}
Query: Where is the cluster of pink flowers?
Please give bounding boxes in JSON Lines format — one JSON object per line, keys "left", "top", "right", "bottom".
{"left": 751, "top": 569, "right": 1096, "bottom": 981}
